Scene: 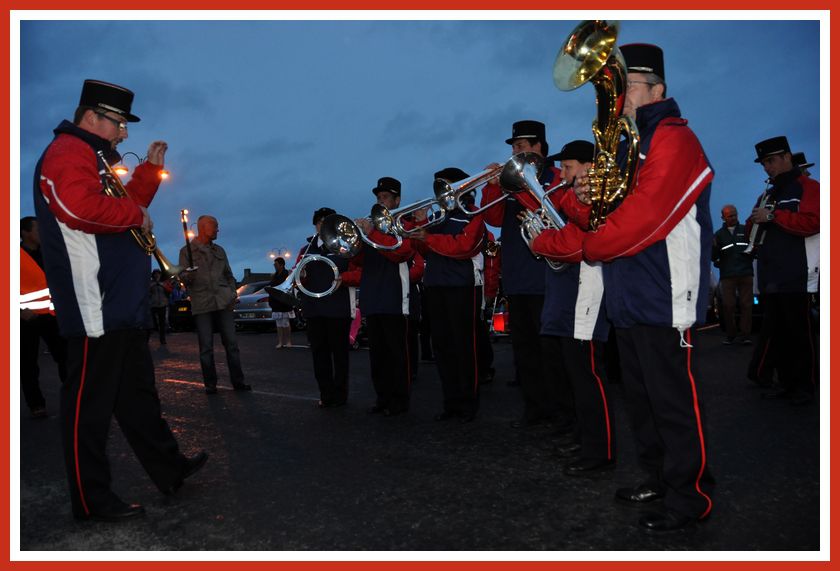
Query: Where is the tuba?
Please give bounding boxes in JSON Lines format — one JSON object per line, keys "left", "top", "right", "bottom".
{"left": 553, "top": 20, "right": 640, "bottom": 230}
{"left": 266, "top": 250, "right": 341, "bottom": 309}
{"left": 96, "top": 150, "right": 182, "bottom": 279}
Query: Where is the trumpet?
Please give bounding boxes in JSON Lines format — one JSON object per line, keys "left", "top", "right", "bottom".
{"left": 96, "top": 150, "right": 182, "bottom": 279}
{"left": 369, "top": 197, "right": 445, "bottom": 237}
{"left": 743, "top": 178, "right": 774, "bottom": 256}
{"left": 432, "top": 153, "right": 548, "bottom": 217}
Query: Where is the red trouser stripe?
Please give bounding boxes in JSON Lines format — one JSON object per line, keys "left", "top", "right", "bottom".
{"left": 685, "top": 329, "right": 713, "bottom": 518}
{"left": 74, "top": 337, "right": 90, "bottom": 515}
{"left": 589, "top": 341, "right": 612, "bottom": 460}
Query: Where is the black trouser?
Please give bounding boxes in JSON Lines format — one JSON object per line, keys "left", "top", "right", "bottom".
{"left": 306, "top": 316, "right": 352, "bottom": 405}
{"left": 407, "top": 317, "right": 420, "bottom": 381}
{"left": 426, "top": 286, "right": 480, "bottom": 416}
{"left": 150, "top": 307, "right": 167, "bottom": 343}
{"left": 616, "top": 325, "right": 715, "bottom": 519}
{"left": 20, "top": 314, "right": 67, "bottom": 410}
{"left": 366, "top": 314, "right": 411, "bottom": 410}
{"left": 419, "top": 288, "right": 434, "bottom": 360}
{"left": 508, "top": 294, "right": 557, "bottom": 420}
{"left": 62, "top": 329, "right": 186, "bottom": 516}
{"left": 474, "top": 288, "right": 494, "bottom": 382}
{"left": 551, "top": 336, "right": 614, "bottom": 461}
{"left": 748, "top": 293, "right": 816, "bottom": 395}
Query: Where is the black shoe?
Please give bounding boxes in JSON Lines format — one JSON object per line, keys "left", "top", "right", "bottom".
{"left": 75, "top": 500, "right": 146, "bottom": 522}
{"left": 555, "top": 442, "right": 582, "bottom": 458}
{"left": 164, "top": 451, "right": 209, "bottom": 495}
{"left": 368, "top": 405, "right": 386, "bottom": 415}
{"left": 434, "top": 411, "right": 459, "bottom": 421}
{"left": 205, "top": 386, "right": 218, "bottom": 395}
{"left": 506, "top": 379, "right": 521, "bottom": 387}
{"left": 564, "top": 457, "right": 615, "bottom": 477}
{"left": 232, "top": 383, "right": 252, "bottom": 391}
{"left": 458, "top": 412, "right": 476, "bottom": 424}
{"left": 639, "top": 510, "right": 697, "bottom": 533}
{"left": 615, "top": 485, "right": 665, "bottom": 505}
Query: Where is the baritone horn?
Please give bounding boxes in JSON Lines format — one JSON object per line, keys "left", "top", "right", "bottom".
{"left": 96, "top": 150, "right": 182, "bottom": 279}
{"left": 553, "top": 20, "right": 640, "bottom": 229}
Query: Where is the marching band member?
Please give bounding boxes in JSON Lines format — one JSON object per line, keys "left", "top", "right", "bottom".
{"left": 34, "top": 79, "right": 206, "bottom": 521}
{"left": 412, "top": 168, "right": 487, "bottom": 423}
{"left": 299, "top": 207, "right": 356, "bottom": 408}
{"left": 747, "top": 136, "right": 819, "bottom": 405}
{"left": 341, "top": 177, "right": 418, "bottom": 416}
{"left": 570, "top": 44, "right": 715, "bottom": 532}
{"left": 530, "top": 140, "right": 615, "bottom": 477}
{"left": 480, "top": 121, "right": 573, "bottom": 430}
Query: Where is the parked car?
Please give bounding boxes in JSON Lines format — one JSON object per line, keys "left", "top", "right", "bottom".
{"left": 234, "top": 281, "right": 306, "bottom": 332}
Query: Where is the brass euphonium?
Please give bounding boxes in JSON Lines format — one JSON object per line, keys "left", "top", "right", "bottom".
{"left": 553, "top": 20, "right": 640, "bottom": 230}
{"left": 96, "top": 150, "right": 183, "bottom": 279}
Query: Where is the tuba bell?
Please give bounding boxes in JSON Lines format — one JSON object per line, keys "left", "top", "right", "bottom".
{"left": 553, "top": 20, "right": 640, "bottom": 230}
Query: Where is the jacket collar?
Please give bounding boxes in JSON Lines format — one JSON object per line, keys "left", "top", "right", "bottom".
{"left": 771, "top": 166, "right": 802, "bottom": 187}
{"left": 53, "top": 119, "right": 121, "bottom": 164}
{"left": 634, "top": 98, "right": 681, "bottom": 133}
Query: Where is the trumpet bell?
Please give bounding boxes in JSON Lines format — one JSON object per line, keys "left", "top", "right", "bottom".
{"left": 553, "top": 20, "right": 621, "bottom": 91}
{"left": 320, "top": 213, "right": 364, "bottom": 258}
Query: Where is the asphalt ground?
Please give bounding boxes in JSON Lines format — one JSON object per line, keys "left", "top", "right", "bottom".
{"left": 17, "top": 324, "right": 821, "bottom": 554}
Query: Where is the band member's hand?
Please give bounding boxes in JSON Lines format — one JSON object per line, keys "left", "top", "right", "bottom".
{"left": 146, "top": 141, "right": 168, "bottom": 166}
{"left": 751, "top": 207, "right": 773, "bottom": 223}
{"left": 139, "top": 206, "right": 153, "bottom": 233}
{"left": 355, "top": 218, "right": 373, "bottom": 235}
{"left": 484, "top": 162, "right": 502, "bottom": 187}
{"left": 412, "top": 228, "right": 428, "bottom": 242}
{"left": 20, "top": 308, "right": 36, "bottom": 321}
{"left": 574, "top": 176, "right": 592, "bottom": 205}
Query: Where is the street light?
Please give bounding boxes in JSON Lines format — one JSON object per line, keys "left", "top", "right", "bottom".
{"left": 113, "top": 151, "right": 171, "bottom": 180}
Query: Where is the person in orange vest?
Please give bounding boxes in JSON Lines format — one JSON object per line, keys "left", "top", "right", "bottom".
{"left": 20, "top": 216, "right": 67, "bottom": 418}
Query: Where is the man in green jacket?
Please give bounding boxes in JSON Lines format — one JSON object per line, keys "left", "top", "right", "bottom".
{"left": 711, "top": 205, "right": 754, "bottom": 345}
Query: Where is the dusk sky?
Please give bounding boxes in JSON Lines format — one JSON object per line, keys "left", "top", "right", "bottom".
{"left": 17, "top": 16, "right": 822, "bottom": 280}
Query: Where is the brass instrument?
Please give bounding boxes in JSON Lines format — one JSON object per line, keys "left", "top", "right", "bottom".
{"left": 743, "top": 178, "right": 774, "bottom": 256}
{"left": 319, "top": 211, "right": 403, "bottom": 259}
{"left": 504, "top": 153, "right": 570, "bottom": 272}
{"left": 553, "top": 20, "right": 640, "bottom": 230}
{"left": 96, "top": 150, "right": 182, "bottom": 279}
{"left": 369, "top": 198, "right": 445, "bottom": 237}
{"left": 266, "top": 251, "right": 341, "bottom": 308}
{"left": 432, "top": 154, "right": 547, "bottom": 217}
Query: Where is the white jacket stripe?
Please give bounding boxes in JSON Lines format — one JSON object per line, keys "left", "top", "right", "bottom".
{"left": 58, "top": 220, "right": 105, "bottom": 337}
{"left": 666, "top": 205, "right": 701, "bottom": 332}
{"left": 573, "top": 261, "right": 604, "bottom": 341}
